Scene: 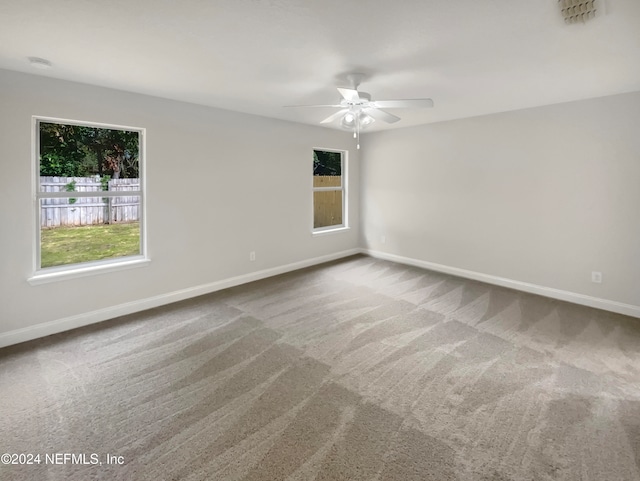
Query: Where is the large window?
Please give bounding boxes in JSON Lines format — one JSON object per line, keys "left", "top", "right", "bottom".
{"left": 33, "top": 117, "right": 145, "bottom": 278}
{"left": 313, "top": 149, "right": 346, "bottom": 232}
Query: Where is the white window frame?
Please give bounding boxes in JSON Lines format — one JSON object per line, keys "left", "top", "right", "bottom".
{"left": 28, "top": 116, "right": 149, "bottom": 285}
{"left": 312, "top": 148, "right": 349, "bottom": 235}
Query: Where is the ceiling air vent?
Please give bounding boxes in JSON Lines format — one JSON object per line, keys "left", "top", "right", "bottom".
{"left": 559, "top": 0, "right": 598, "bottom": 24}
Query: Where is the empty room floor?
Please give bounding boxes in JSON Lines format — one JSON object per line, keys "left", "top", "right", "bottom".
{"left": 1, "top": 255, "right": 639, "bottom": 480}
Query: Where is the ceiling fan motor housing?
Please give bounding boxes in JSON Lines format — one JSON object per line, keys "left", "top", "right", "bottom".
{"left": 342, "top": 91, "right": 371, "bottom": 106}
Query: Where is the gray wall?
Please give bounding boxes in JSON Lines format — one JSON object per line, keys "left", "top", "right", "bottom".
{"left": 2, "top": 67, "right": 638, "bottom": 345}
{"left": 0, "top": 69, "right": 360, "bottom": 341}
{"left": 361, "top": 91, "right": 640, "bottom": 309}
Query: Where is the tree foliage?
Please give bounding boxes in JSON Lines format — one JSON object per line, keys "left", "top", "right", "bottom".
{"left": 39, "top": 122, "right": 139, "bottom": 178}
{"left": 313, "top": 150, "right": 341, "bottom": 176}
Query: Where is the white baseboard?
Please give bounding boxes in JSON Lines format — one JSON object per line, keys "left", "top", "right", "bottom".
{"left": 363, "top": 249, "right": 640, "bottom": 319}
{"left": 4, "top": 247, "right": 637, "bottom": 348}
{"left": 0, "top": 248, "right": 361, "bottom": 348}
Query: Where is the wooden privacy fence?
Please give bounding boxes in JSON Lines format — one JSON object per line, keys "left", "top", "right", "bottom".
{"left": 313, "top": 175, "right": 343, "bottom": 229}
{"left": 41, "top": 176, "right": 339, "bottom": 229}
{"left": 40, "top": 177, "right": 140, "bottom": 228}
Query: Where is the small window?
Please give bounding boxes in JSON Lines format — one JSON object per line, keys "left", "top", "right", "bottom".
{"left": 34, "top": 118, "right": 145, "bottom": 274}
{"left": 313, "top": 149, "right": 346, "bottom": 231}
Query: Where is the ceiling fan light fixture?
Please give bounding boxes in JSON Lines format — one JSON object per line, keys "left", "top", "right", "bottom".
{"left": 341, "top": 115, "right": 355, "bottom": 129}
{"left": 359, "top": 112, "right": 374, "bottom": 126}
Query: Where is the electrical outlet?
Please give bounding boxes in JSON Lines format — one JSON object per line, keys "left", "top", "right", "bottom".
{"left": 591, "top": 271, "right": 602, "bottom": 283}
{"left": 249, "top": 251, "right": 256, "bottom": 261}
{"left": 381, "top": 235, "right": 386, "bottom": 244}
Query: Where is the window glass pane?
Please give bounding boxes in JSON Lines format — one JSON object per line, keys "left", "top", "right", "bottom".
{"left": 313, "top": 150, "right": 341, "bottom": 186}
{"left": 39, "top": 122, "right": 139, "bottom": 192}
{"left": 35, "top": 119, "right": 144, "bottom": 272}
{"left": 313, "top": 191, "right": 343, "bottom": 229}
{"left": 40, "top": 196, "right": 141, "bottom": 268}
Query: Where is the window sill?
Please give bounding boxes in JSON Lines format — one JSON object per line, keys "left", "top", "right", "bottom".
{"left": 28, "top": 256, "right": 150, "bottom": 286}
{"left": 312, "top": 226, "right": 350, "bottom": 236}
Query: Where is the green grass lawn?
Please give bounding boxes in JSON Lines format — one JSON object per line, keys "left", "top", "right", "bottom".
{"left": 41, "top": 223, "right": 140, "bottom": 268}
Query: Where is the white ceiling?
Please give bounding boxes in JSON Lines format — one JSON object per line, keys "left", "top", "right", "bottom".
{"left": 1, "top": 0, "right": 639, "bottom": 132}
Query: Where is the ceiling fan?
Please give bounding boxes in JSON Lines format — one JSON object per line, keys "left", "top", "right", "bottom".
{"left": 286, "top": 73, "right": 434, "bottom": 149}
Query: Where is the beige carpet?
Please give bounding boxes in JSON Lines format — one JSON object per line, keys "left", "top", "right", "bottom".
{"left": 1, "top": 255, "right": 640, "bottom": 481}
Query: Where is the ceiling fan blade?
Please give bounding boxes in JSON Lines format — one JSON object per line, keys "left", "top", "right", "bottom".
{"left": 284, "top": 104, "right": 343, "bottom": 108}
{"left": 320, "top": 109, "right": 349, "bottom": 124}
{"left": 363, "top": 107, "right": 401, "bottom": 124}
{"left": 337, "top": 88, "right": 360, "bottom": 102}
{"left": 370, "top": 99, "right": 434, "bottom": 109}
